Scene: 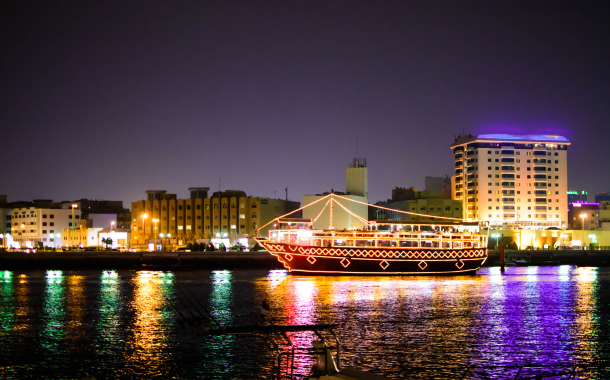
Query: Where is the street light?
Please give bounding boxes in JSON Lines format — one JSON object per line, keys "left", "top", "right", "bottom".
{"left": 141, "top": 214, "right": 148, "bottom": 249}
{"left": 491, "top": 233, "right": 501, "bottom": 250}
{"left": 560, "top": 233, "right": 568, "bottom": 250}
{"left": 158, "top": 232, "right": 171, "bottom": 251}
{"left": 111, "top": 221, "right": 115, "bottom": 232}
{"left": 71, "top": 204, "right": 78, "bottom": 251}
{"left": 580, "top": 213, "right": 587, "bottom": 250}
{"left": 152, "top": 219, "right": 159, "bottom": 233}
{"left": 0, "top": 233, "right": 8, "bottom": 249}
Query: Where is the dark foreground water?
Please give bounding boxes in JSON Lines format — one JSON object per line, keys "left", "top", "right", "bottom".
{"left": 1, "top": 266, "right": 609, "bottom": 379}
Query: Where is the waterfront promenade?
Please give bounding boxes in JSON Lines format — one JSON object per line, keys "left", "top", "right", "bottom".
{"left": 0, "top": 250, "right": 284, "bottom": 269}
{"left": 1, "top": 250, "right": 609, "bottom": 269}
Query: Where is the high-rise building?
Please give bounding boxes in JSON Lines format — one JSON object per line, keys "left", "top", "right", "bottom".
{"left": 568, "top": 190, "right": 588, "bottom": 204}
{"left": 595, "top": 192, "right": 610, "bottom": 203}
{"left": 450, "top": 134, "right": 570, "bottom": 229}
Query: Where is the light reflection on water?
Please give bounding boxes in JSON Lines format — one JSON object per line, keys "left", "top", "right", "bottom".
{"left": 0, "top": 267, "right": 608, "bottom": 378}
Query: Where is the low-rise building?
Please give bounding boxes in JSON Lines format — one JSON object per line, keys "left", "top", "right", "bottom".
{"left": 568, "top": 202, "right": 600, "bottom": 230}
{"left": 130, "top": 188, "right": 300, "bottom": 249}
{"left": 62, "top": 220, "right": 101, "bottom": 248}
{"left": 62, "top": 220, "right": 130, "bottom": 249}
{"left": 372, "top": 188, "right": 462, "bottom": 221}
{"left": 10, "top": 200, "right": 81, "bottom": 248}
{"left": 485, "top": 228, "right": 610, "bottom": 250}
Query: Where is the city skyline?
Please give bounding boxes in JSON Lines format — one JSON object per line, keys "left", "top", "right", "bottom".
{"left": 2, "top": 1, "right": 610, "bottom": 204}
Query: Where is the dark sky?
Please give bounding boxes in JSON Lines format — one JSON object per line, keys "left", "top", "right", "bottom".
{"left": 2, "top": 1, "right": 609, "bottom": 205}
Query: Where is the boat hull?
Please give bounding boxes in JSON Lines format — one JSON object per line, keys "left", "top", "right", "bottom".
{"left": 256, "top": 239, "right": 488, "bottom": 275}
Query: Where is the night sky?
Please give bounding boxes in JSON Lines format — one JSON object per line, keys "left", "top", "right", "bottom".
{"left": 2, "top": 1, "right": 609, "bottom": 206}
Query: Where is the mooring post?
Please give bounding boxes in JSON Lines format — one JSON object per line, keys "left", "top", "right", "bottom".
{"left": 500, "top": 245, "right": 505, "bottom": 273}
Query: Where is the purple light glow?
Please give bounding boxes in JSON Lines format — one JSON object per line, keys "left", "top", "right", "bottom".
{"left": 478, "top": 134, "right": 569, "bottom": 142}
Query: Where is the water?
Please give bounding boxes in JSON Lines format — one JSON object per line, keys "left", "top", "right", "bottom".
{"left": 0, "top": 266, "right": 609, "bottom": 379}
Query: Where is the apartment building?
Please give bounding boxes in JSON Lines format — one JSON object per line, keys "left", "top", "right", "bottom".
{"left": 10, "top": 203, "right": 81, "bottom": 248}
{"left": 130, "top": 188, "right": 300, "bottom": 249}
{"left": 450, "top": 134, "right": 570, "bottom": 228}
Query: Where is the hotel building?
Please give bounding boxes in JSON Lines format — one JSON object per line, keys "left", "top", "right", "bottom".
{"left": 450, "top": 134, "right": 570, "bottom": 229}
{"left": 131, "top": 188, "right": 300, "bottom": 249}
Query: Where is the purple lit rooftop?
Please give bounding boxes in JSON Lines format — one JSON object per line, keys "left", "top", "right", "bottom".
{"left": 477, "top": 134, "right": 570, "bottom": 143}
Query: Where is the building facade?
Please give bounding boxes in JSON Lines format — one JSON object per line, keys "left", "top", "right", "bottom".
{"left": 63, "top": 199, "right": 131, "bottom": 230}
{"left": 130, "top": 189, "right": 299, "bottom": 249}
{"left": 450, "top": 134, "right": 570, "bottom": 228}
{"left": 568, "top": 202, "right": 600, "bottom": 230}
{"left": 568, "top": 190, "right": 588, "bottom": 204}
{"left": 62, "top": 220, "right": 130, "bottom": 249}
{"left": 372, "top": 190, "right": 462, "bottom": 221}
{"left": 10, "top": 205, "right": 81, "bottom": 248}
{"left": 595, "top": 192, "right": 610, "bottom": 203}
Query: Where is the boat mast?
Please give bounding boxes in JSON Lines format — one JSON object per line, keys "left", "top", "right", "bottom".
{"left": 329, "top": 193, "right": 334, "bottom": 229}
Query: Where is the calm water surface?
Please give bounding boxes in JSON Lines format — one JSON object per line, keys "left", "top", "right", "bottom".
{"left": 0, "top": 266, "right": 609, "bottom": 379}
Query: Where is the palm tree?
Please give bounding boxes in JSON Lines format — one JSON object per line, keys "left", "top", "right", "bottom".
{"left": 101, "top": 237, "right": 113, "bottom": 249}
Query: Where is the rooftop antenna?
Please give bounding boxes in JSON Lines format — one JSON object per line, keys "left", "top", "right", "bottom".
{"left": 274, "top": 191, "right": 277, "bottom": 198}
{"left": 285, "top": 188, "right": 288, "bottom": 201}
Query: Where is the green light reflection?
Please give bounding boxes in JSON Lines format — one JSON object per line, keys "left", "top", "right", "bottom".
{"left": 0, "top": 271, "right": 14, "bottom": 332}
{"left": 41, "top": 270, "right": 66, "bottom": 356}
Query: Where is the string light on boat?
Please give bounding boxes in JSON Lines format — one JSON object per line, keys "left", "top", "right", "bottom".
{"left": 313, "top": 198, "right": 332, "bottom": 224}
{"left": 331, "top": 198, "right": 369, "bottom": 226}
{"left": 332, "top": 193, "right": 465, "bottom": 221}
